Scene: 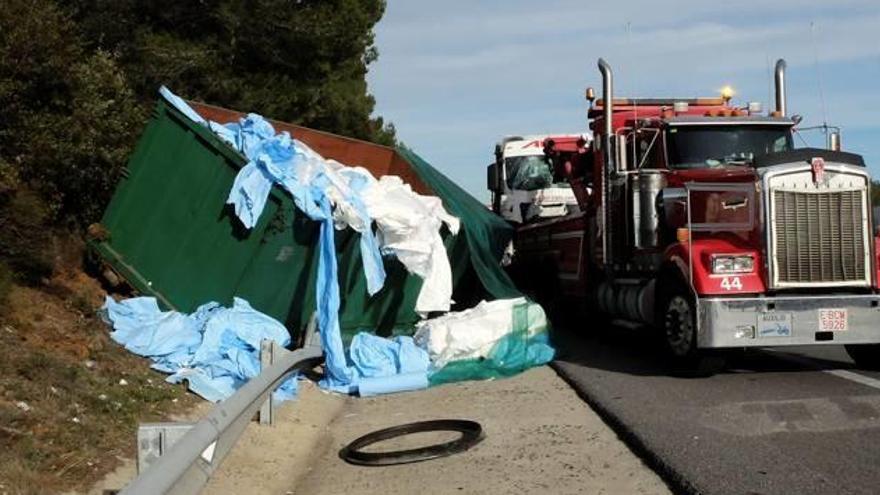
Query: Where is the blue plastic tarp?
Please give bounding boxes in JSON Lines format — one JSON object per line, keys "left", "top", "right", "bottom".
{"left": 101, "top": 294, "right": 431, "bottom": 400}
{"left": 348, "top": 333, "right": 429, "bottom": 378}
{"left": 348, "top": 333, "right": 430, "bottom": 396}
{"left": 101, "top": 296, "right": 297, "bottom": 402}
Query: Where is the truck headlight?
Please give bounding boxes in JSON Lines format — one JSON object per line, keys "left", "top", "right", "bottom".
{"left": 712, "top": 255, "right": 754, "bottom": 274}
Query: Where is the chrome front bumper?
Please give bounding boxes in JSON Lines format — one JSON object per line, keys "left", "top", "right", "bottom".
{"left": 697, "top": 294, "right": 880, "bottom": 348}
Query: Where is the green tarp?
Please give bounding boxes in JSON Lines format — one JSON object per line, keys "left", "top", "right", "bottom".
{"left": 400, "top": 147, "right": 522, "bottom": 302}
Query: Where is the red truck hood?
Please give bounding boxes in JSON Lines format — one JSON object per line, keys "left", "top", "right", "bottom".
{"left": 667, "top": 166, "right": 757, "bottom": 187}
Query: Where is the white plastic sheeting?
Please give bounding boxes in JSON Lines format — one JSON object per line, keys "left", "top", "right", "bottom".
{"left": 313, "top": 162, "right": 461, "bottom": 314}
{"left": 413, "top": 297, "right": 549, "bottom": 369}
{"left": 361, "top": 176, "right": 460, "bottom": 314}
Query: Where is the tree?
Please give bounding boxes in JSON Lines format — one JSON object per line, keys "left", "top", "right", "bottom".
{"left": 0, "top": 0, "right": 145, "bottom": 225}
{"left": 68, "top": 0, "right": 396, "bottom": 145}
{"left": 0, "top": 0, "right": 395, "bottom": 232}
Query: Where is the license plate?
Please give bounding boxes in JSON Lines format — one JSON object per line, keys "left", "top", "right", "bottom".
{"left": 818, "top": 308, "right": 848, "bottom": 332}
{"left": 757, "top": 312, "right": 792, "bottom": 338}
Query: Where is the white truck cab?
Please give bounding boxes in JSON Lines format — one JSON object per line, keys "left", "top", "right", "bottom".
{"left": 490, "top": 134, "right": 590, "bottom": 223}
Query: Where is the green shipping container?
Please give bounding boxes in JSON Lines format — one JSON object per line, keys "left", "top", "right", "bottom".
{"left": 91, "top": 93, "right": 520, "bottom": 341}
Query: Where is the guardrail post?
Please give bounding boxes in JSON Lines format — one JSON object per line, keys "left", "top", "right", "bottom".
{"left": 120, "top": 313, "right": 322, "bottom": 495}
{"left": 137, "top": 423, "right": 195, "bottom": 473}
{"left": 259, "top": 340, "right": 275, "bottom": 425}
{"left": 259, "top": 340, "right": 297, "bottom": 426}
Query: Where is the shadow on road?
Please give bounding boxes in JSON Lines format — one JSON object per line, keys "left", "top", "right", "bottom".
{"left": 549, "top": 319, "right": 858, "bottom": 378}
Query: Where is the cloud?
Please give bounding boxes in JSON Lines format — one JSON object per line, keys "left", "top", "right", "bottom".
{"left": 368, "top": 1, "right": 880, "bottom": 200}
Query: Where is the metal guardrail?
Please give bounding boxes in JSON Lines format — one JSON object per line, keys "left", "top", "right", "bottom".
{"left": 122, "top": 315, "right": 324, "bottom": 495}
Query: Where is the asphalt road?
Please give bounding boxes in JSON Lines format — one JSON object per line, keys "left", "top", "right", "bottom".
{"left": 552, "top": 326, "right": 880, "bottom": 495}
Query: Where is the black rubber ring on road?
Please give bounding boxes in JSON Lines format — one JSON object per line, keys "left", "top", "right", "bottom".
{"left": 339, "top": 419, "right": 484, "bottom": 466}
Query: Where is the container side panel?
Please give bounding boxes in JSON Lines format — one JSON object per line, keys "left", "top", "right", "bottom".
{"left": 99, "top": 104, "right": 270, "bottom": 312}
{"left": 101, "top": 107, "right": 170, "bottom": 240}
{"left": 333, "top": 229, "right": 422, "bottom": 342}
{"left": 234, "top": 206, "right": 320, "bottom": 330}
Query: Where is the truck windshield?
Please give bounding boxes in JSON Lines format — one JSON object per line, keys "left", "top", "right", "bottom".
{"left": 666, "top": 125, "right": 793, "bottom": 169}
{"left": 505, "top": 155, "right": 554, "bottom": 190}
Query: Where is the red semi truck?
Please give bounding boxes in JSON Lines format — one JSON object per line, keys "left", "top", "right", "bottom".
{"left": 489, "top": 58, "right": 880, "bottom": 373}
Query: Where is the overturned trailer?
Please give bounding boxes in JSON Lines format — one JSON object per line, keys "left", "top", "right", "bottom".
{"left": 90, "top": 91, "right": 520, "bottom": 342}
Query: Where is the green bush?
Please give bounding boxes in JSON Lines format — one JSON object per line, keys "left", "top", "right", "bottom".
{"left": 16, "top": 51, "right": 146, "bottom": 224}
{"left": 0, "top": 193, "right": 55, "bottom": 284}
{"left": 0, "top": 1, "right": 146, "bottom": 226}
{"left": 0, "top": 161, "right": 54, "bottom": 283}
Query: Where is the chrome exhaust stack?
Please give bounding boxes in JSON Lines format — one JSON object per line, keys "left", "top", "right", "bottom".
{"left": 598, "top": 58, "right": 614, "bottom": 169}
{"left": 598, "top": 58, "right": 614, "bottom": 267}
{"left": 774, "top": 59, "right": 787, "bottom": 117}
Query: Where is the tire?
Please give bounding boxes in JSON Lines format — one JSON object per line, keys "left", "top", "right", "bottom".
{"left": 583, "top": 262, "right": 613, "bottom": 337}
{"left": 537, "top": 259, "right": 562, "bottom": 320}
{"left": 657, "top": 276, "right": 726, "bottom": 377}
{"left": 339, "top": 419, "right": 484, "bottom": 466}
{"left": 844, "top": 344, "right": 880, "bottom": 371}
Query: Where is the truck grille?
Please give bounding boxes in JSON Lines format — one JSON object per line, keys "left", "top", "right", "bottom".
{"left": 773, "top": 189, "right": 868, "bottom": 285}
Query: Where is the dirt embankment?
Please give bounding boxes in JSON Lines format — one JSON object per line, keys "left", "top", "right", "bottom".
{"left": 0, "top": 263, "right": 198, "bottom": 495}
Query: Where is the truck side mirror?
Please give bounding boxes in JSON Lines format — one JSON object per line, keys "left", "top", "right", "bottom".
{"left": 487, "top": 162, "right": 501, "bottom": 192}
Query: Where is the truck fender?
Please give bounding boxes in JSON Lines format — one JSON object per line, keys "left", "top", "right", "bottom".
{"left": 654, "top": 254, "right": 696, "bottom": 325}
{"left": 660, "top": 247, "right": 691, "bottom": 286}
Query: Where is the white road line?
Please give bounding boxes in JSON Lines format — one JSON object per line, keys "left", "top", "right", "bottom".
{"left": 764, "top": 350, "right": 880, "bottom": 391}
{"left": 823, "top": 369, "right": 880, "bottom": 391}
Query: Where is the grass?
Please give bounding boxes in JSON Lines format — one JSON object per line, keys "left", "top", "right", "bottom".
{"left": 0, "top": 272, "right": 198, "bottom": 494}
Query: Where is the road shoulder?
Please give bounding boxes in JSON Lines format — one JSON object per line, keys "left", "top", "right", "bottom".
{"left": 293, "top": 366, "right": 670, "bottom": 495}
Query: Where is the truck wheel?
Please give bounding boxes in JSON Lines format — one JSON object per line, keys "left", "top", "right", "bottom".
{"left": 844, "top": 344, "right": 880, "bottom": 371}
{"left": 535, "top": 259, "right": 564, "bottom": 324}
{"left": 659, "top": 280, "right": 726, "bottom": 377}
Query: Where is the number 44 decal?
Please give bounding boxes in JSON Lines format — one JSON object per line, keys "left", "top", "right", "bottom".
{"left": 720, "top": 276, "right": 743, "bottom": 291}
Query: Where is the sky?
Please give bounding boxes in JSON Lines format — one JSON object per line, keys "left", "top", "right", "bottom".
{"left": 366, "top": 0, "right": 880, "bottom": 202}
